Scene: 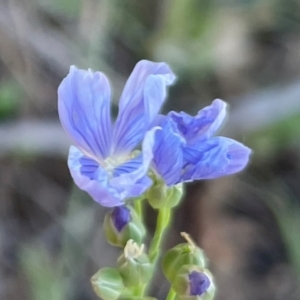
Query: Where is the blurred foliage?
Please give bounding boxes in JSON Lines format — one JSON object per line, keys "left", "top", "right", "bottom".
{"left": 0, "top": 80, "right": 21, "bottom": 120}
{"left": 151, "top": 0, "right": 215, "bottom": 77}
{"left": 1, "top": 0, "right": 300, "bottom": 299}
{"left": 37, "top": 0, "right": 81, "bottom": 17}
{"left": 250, "top": 114, "right": 300, "bottom": 159}
{"left": 20, "top": 186, "right": 100, "bottom": 300}
{"left": 263, "top": 184, "right": 300, "bottom": 279}
{"left": 21, "top": 245, "right": 67, "bottom": 300}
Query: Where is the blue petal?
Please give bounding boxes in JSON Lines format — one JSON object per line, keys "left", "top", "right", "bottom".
{"left": 189, "top": 271, "right": 211, "bottom": 296}
{"left": 182, "top": 137, "right": 251, "bottom": 181}
{"left": 111, "top": 155, "right": 152, "bottom": 199}
{"left": 169, "top": 99, "right": 227, "bottom": 143}
{"left": 122, "top": 175, "right": 152, "bottom": 199}
{"left": 113, "top": 154, "right": 144, "bottom": 178}
{"left": 68, "top": 146, "right": 124, "bottom": 207}
{"left": 110, "top": 127, "right": 158, "bottom": 191}
{"left": 151, "top": 117, "right": 185, "bottom": 186}
{"left": 182, "top": 139, "right": 217, "bottom": 166}
{"left": 113, "top": 60, "right": 176, "bottom": 155}
{"left": 58, "top": 66, "right": 112, "bottom": 160}
{"left": 112, "top": 206, "right": 131, "bottom": 232}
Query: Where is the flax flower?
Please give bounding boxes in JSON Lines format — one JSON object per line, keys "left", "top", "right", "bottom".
{"left": 58, "top": 60, "right": 175, "bottom": 206}
{"left": 150, "top": 99, "right": 251, "bottom": 185}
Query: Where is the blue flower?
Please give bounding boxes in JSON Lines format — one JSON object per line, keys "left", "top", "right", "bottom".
{"left": 149, "top": 99, "right": 251, "bottom": 185}
{"left": 58, "top": 60, "right": 175, "bottom": 207}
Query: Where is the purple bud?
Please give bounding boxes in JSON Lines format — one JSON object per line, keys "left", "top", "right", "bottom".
{"left": 112, "top": 206, "right": 131, "bottom": 232}
{"left": 189, "top": 271, "right": 210, "bottom": 296}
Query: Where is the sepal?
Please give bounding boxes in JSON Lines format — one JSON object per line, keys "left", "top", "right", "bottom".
{"left": 163, "top": 233, "right": 207, "bottom": 282}
{"left": 104, "top": 205, "right": 146, "bottom": 247}
{"left": 91, "top": 267, "right": 125, "bottom": 300}
{"left": 147, "top": 179, "right": 183, "bottom": 209}
{"left": 120, "top": 297, "right": 157, "bottom": 300}
{"left": 172, "top": 265, "right": 215, "bottom": 300}
{"left": 117, "top": 240, "right": 153, "bottom": 287}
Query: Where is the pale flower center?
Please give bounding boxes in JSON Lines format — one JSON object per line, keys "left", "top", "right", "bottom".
{"left": 102, "top": 150, "right": 140, "bottom": 176}
{"left": 103, "top": 157, "right": 125, "bottom": 174}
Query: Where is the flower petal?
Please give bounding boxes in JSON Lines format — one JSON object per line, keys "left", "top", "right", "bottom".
{"left": 151, "top": 117, "right": 185, "bottom": 186}
{"left": 169, "top": 99, "right": 227, "bottom": 143}
{"left": 68, "top": 146, "right": 123, "bottom": 207}
{"left": 182, "top": 137, "right": 251, "bottom": 181}
{"left": 109, "top": 155, "right": 151, "bottom": 199}
{"left": 112, "top": 206, "right": 131, "bottom": 232}
{"left": 58, "top": 66, "right": 112, "bottom": 160}
{"left": 111, "top": 127, "right": 159, "bottom": 189}
{"left": 189, "top": 271, "right": 211, "bottom": 296}
{"left": 113, "top": 60, "right": 176, "bottom": 155}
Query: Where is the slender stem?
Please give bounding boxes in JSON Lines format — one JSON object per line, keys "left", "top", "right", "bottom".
{"left": 166, "top": 288, "right": 177, "bottom": 300}
{"left": 133, "top": 284, "right": 146, "bottom": 297}
{"left": 148, "top": 208, "right": 171, "bottom": 263}
{"left": 134, "top": 198, "right": 143, "bottom": 221}
{"left": 143, "top": 207, "right": 171, "bottom": 296}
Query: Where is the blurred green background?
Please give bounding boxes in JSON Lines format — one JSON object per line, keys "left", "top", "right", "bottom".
{"left": 1, "top": 0, "right": 300, "bottom": 299}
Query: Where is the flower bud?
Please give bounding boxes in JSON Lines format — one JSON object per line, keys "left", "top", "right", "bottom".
{"left": 172, "top": 265, "right": 215, "bottom": 300}
{"left": 147, "top": 179, "right": 183, "bottom": 209}
{"left": 120, "top": 297, "right": 157, "bottom": 300}
{"left": 117, "top": 240, "right": 153, "bottom": 287}
{"left": 91, "top": 267, "right": 124, "bottom": 300}
{"left": 163, "top": 233, "right": 207, "bottom": 282}
{"left": 104, "top": 205, "right": 146, "bottom": 247}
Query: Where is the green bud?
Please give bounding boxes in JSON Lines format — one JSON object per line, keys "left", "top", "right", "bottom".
{"left": 172, "top": 265, "right": 215, "bottom": 300}
{"left": 117, "top": 240, "right": 153, "bottom": 287}
{"left": 91, "top": 267, "right": 124, "bottom": 300}
{"left": 104, "top": 205, "right": 146, "bottom": 248}
{"left": 163, "top": 233, "right": 207, "bottom": 283}
{"left": 120, "top": 297, "right": 157, "bottom": 300}
{"left": 147, "top": 179, "right": 183, "bottom": 209}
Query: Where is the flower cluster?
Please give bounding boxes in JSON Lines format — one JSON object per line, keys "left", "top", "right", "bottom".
{"left": 58, "top": 60, "right": 251, "bottom": 208}
{"left": 58, "top": 60, "right": 252, "bottom": 300}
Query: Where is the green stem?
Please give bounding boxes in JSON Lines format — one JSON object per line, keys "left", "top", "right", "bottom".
{"left": 166, "top": 288, "right": 177, "bottom": 300}
{"left": 143, "top": 207, "right": 171, "bottom": 296}
{"left": 133, "top": 284, "right": 146, "bottom": 297}
{"left": 148, "top": 207, "right": 171, "bottom": 263}
{"left": 134, "top": 198, "right": 143, "bottom": 221}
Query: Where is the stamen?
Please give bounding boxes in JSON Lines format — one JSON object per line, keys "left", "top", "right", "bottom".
{"left": 124, "top": 240, "right": 144, "bottom": 259}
